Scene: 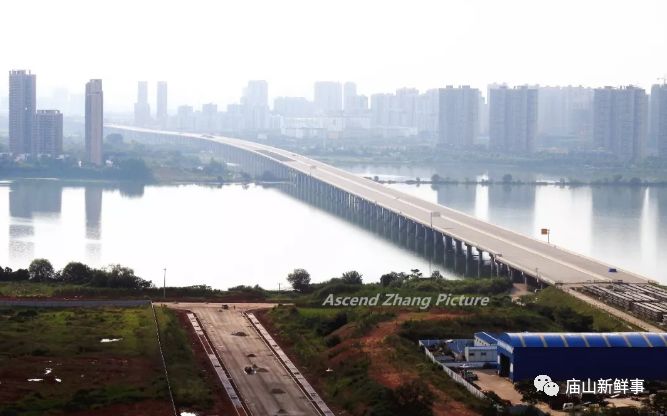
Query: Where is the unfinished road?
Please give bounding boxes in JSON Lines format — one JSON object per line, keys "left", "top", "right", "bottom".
{"left": 167, "top": 303, "right": 322, "bottom": 416}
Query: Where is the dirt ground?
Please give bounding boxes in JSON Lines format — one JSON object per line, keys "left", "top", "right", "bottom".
{"left": 260, "top": 308, "right": 481, "bottom": 416}
{"left": 350, "top": 311, "right": 479, "bottom": 416}
{"left": 67, "top": 400, "right": 175, "bottom": 416}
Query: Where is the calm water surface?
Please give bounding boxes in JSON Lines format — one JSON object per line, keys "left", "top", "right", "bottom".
{"left": 1, "top": 167, "right": 666, "bottom": 288}
{"left": 0, "top": 180, "right": 437, "bottom": 289}
{"left": 341, "top": 163, "right": 667, "bottom": 284}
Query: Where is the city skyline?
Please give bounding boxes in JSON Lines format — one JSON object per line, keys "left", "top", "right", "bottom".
{"left": 1, "top": 0, "right": 666, "bottom": 110}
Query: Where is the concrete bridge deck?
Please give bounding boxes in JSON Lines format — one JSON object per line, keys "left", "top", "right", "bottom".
{"left": 106, "top": 125, "right": 652, "bottom": 286}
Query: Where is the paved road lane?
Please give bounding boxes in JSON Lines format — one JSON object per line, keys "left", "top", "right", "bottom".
{"left": 168, "top": 303, "right": 320, "bottom": 416}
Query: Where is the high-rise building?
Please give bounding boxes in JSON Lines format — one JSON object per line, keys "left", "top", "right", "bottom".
{"left": 314, "top": 81, "right": 342, "bottom": 115}
{"left": 395, "top": 88, "right": 419, "bottom": 127}
{"left": 156, "top": 81, "right": 168, "bottom": 126}
{"left": 538, "top": 86, "right": 594, "bottom": 141}
{"left": 177, "top": 105, "right": 195, "bottom": 130}
{"left": 242, "top": 80, "right": 268, "bottom": 107}
{"left": 9, "top": 70, "right": 37, "bottom": 154}
{"left": 32, "top": 110, "right": 63, "bottom": 155}
{"left": 370, "top": 93, "right": 396, "bottom": 127}
{"left": 415, "top": 89, "right": 439, "bottom": 137}
{"left": 85, "top": 80, "right": 104, "bottom": 165}
{"left": 199, "top": 103, "right": 219, "bottom": 132}
{"left": 273, "top": 97, "right": 313, "bottom": 117}
{"left": 241, "top": 80, "right": 269, "bottom": 130}
{"left": 438, "top": 86, "right": 480, "bottom": 148}
{"left": 593, "top": 86, "right": 648, "bottom": 162}
{"left": 653, "top": 85, "right": 667, "bottom": 158}
{"left": 489, "top": 85, "right": 538, "bottom": 153}
{"left": 134, "top": 81, "right": 151, "bottom": 126}
{"left": 343, "top": 82, "right": 358, "bottom": 113}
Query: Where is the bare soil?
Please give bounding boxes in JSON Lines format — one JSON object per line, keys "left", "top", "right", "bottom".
{"left": 258, "top": 308, "right": 482, "bottom": 416}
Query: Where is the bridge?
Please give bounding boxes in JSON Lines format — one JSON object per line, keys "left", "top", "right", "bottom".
{"left": 106, "top": 124, "right": 652, "bottom": 287}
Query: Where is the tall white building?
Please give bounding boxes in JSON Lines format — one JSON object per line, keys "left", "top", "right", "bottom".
{"left": 156, "top": 81, "right": 168, "bottom": 126}
{"left": 314, "top": 81, "right": 342, "bottom": 115}
{"left": 85, "top": 79, "right": 104, "bottom": 165}
{"left": 395, "top": 88, "right": 418, "bottom": 127}
{"left": 538, "top": 86, "right": 593, "bottom": 141}
{"left": 489, "top": 85, "right": 538, "bottom": 153}
{"left": 241, "top": 80, "right": 269, "bottom": 130}
{"left": 370, "top": 93, "right": 395, "bottom": 127}
{"left": 593, "top": 86, "right": 648, "bottom": 162}
{"left": 438, "top": 86, "right": 480, "bottom": 148}
{"left": 9, "top": 70, "right": 36, "bottom": 154}
{"left": 653, "top": 85, "right": 667, "bottom": 158}
{"left": 273, "top": 97, "right": 313, "bottom": 117}
{"left": 415, "top": 89, "right": 439, "bottom": 137}
{"left": 134, "top": 81, "right": 151, "bottom": 126}
{"left": 33, "top": 110, "right": 63, "bottom": 155}
{"left": 343, "top": 82, "right": 357, "bottom": 113}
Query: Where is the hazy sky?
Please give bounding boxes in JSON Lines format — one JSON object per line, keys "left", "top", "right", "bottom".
{"left": 1, "top": 0, "right": 667, "bottom": 111}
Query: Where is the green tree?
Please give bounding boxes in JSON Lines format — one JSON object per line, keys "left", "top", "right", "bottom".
{"left": 393, "top": 380, "right": 434, "bottom": 416}
{"left": 105, "top": 264, "right": 152, "bottom": 289}
{"left": 380, "top": 272, "right": 400, "bottom": 287}
{"left": 502, "top": 173, "right": 513, "bottom": 183}
{"left": 410, "top": 269, "right": 423, "bottom": 279}
{"left": 28, "top": 259, "right": 55, "bottom": 282}
{"left": 430, "top": 270, "right": 444, "bottom": 280}
{"left": 60, "top": 262, "right": 93, "bottom": 284}
{"left": 287, "top": 268, "right": 311, "bottom": 293}
{"left": 341, "top": 270, "right": 363, "bottom": 285}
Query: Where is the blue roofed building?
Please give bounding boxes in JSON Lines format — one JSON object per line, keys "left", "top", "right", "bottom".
{"left": 497, "top": 332, "right": 667, "bottom": 382}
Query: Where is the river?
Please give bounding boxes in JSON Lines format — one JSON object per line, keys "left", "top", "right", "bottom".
{"left": 1, "top": 162, "right": 665, "bottom": 289}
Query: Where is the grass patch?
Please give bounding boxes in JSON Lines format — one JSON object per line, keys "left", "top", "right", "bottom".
{"left": 266, "top": 305, "right": 397, "bottom": 415}
{"left": 155, "top": 306, "right": 214, "bottom": 411}
{"left": 0, "top": 306, "right": 169, "bottom": 415}
{"left": 530, "top": 286, "right": 639, "bottom": 331}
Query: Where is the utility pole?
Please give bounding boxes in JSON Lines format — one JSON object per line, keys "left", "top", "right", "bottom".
{"left": 163, "top": 268, "right": 167, "bottom": 299}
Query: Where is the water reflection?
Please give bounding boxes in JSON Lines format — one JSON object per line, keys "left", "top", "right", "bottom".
{"left": 85, "top": 186, "right": 103, "bottom": 261}
{"left": 8, "top": 181, "right": 63, "bottom": 263}
{"left": 85, "top": 186, "right": 103, "bottom": 240}
{"left": 389, "top": 182, "right": 667, "bottom": 282}
{"left": 1, "top": 180, "right": 444, "bottom": 288}
{"left": 2, "top": 178, "right": 667, "bottom": 286}
{"left": 9, "top": 181, "right": 62, "bottom": 219}
{"left": 486, "top": 185, "right": 536, "bottom": 237}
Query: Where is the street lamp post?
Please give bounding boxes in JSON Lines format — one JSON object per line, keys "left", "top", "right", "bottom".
{"left": 163, "top": 268, "right": 167, "bottom": 299}
{"left": 430, "top": 211, "right": 440, "bottom": 229}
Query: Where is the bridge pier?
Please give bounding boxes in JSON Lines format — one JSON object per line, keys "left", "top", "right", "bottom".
{"left": 464, "top": 245, "right": 473, "bottom": 277}
{"left": 434, "top": 231, "right": 444, "bottom": 263}
{"left": 406, "top": 220, "right": 416, "bottom": 250}
{"left": 453, "top": 239, "right": 463, "bottom": 273}
{"left": 390, "top": 212, "right": 400, "bottom": 242}
{"left": 415, "top": 223, "right": 425, "bottom": 253}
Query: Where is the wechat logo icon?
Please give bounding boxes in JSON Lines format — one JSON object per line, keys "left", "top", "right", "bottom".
{"left": 534, "top": 374, "right": 559, "bottom": 397}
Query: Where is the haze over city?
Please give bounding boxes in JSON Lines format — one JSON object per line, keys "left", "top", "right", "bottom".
{"left": 1, "top": 0, "right": 667, "bottom": 111}
{"left": 4, "top": 1, "right": 667, "bottom": 415}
